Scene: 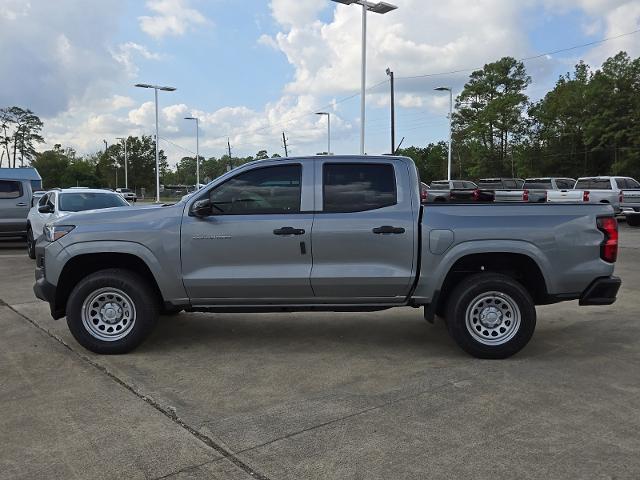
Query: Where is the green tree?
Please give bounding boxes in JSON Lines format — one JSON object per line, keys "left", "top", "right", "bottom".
{"left": 0, "top": 106, "right": 44, "bottom": 167}
{"left": 31, "top": 145, "right": 70, "bottom": 188}
{"left": 453, "top": 57, "right": 531, "bottom": 177}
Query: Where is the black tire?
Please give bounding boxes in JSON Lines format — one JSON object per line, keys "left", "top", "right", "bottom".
{"left": 26, "top": 227, "right": 36, "bottom": 259}
{"left": 626, "top": 213, "right": 640, "bottom": 227}
{"left": 446, "top": 273, "right": 536, "bottom": 359}
{"left": 66, "top": 269, "right": 159, "bottom": 354}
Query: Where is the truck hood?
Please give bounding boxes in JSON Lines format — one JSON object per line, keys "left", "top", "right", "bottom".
{"left": 51, "top": 203, "right": 183, "bottom": 228}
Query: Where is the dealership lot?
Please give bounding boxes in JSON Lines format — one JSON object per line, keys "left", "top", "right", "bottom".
{"left": 1, "top": 225, "right": 639, "bottom": 480}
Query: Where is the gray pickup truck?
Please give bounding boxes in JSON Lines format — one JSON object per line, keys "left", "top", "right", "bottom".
{"left": 34, "top": 155, "right": 621, "bottom": 359}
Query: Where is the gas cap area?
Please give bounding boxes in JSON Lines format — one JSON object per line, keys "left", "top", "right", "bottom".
{"left": 429, "top": 229, "right": 454, "bottom": 255}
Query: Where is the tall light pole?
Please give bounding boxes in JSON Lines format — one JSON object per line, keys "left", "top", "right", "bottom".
{"left": 134, "top": 83, "right": 176, "bottom": 203}
{"left": 435, "top": 87, "right": 453, "bottom": 181}
{"left": 331, "top": 0, "right": 398, "bottom": 155}
{"left": 116, "top": 137, "right": 128, "bottom": 189}
{"left": 184, "top": 117, "right": 200, "bottom": 189}
{"left": 316, "top": 112, "right": 331, "bottom": 155}
{"left": 386, "top": 67, "right": 395, "bottom": 154}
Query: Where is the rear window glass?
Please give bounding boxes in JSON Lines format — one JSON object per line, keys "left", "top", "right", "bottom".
{"left": 591, "top": 179, "right": 612, "bottom": 189}
{"left": 477, "top": 181, "right": 502, "bottom": 189}
{"left": 0, "top": 180, "right": 22, "bottom": 199}
{"left": 524, "top": 179, "right": 552, "bottom": 189}
{"left": 59, "top": 192, "right": 129, "bottom": 212}
{"left": 430, "top": 181, "right": 450, "bottom": 189}
{"left": 626, "top": 178, "right": 640, "bottom": 189}
{"left": 323, "top": 163, "right": 396, "bottom": 213}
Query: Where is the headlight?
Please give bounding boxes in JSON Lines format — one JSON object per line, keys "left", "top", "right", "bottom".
{"left": 44, "top": 224, "right": 75, "bottom": 242}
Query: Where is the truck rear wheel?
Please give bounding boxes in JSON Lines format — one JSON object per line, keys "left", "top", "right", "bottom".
{"left": 66, "top": 269, "right": 158, "bottom": 354}
{"left": 445, "top": 273, "right": 536, "bottom": 359}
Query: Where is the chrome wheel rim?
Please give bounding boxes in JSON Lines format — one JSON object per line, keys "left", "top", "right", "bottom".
{"left": 465, "top": 291, "right": 521, "bottom": 346}
{"left": 81, "top": 288, "right": 136, "bottom": 341}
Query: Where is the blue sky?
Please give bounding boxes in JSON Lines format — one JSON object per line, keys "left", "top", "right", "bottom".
{"left": 1, "top": 0, "right": 639, "bottom": 166}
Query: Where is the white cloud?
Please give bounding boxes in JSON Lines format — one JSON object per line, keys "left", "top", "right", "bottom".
{"left": 139, "top": 0, "right": 207, "bottom": 39}
{"left": 111, "top": 42, "right": 163, "bottom": 76}
{"left": 269, "top": 0, "right": 326, "bottom": 27}
{"left": 0, "top": 0, "right": 31, "bottom": 20}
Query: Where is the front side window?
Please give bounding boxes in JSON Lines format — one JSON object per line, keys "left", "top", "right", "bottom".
{"left": 209, "top": 164, "right": 301, "bottom": 215}
{"left": 58, "top": 193, "right": 128, "bottom": 212}
{"left": 0, "top": 180, "right": 22, "bottom": 199}
{"left": 323, "top": 163, "right": 396, "bottom": 213}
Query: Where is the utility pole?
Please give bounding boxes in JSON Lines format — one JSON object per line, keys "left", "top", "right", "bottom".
{"left": 282, "top": 132, "right": 289, "bottom": 157}
{"left": 227, "top": 137, "right": 232, "bottom": 171}
{"left": 386, "top": 68, "right": 395, "bottom": 155}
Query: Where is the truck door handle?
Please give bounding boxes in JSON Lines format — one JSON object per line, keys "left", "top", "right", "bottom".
{"left": 273, "top": 226, "right": 305, "bottom": 236}
{"left": 372, "top": 225, "right": 405, "bottom": 234}
{"left": 16, "top": 202, "right": 27, "bottom": 207}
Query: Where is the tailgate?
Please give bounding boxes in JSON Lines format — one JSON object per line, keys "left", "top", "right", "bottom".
{"left": 622, "top": 190, "right": 640, "bottom": 207}
{"left": 548, "top": 190, "right": 583, "bottom": 203}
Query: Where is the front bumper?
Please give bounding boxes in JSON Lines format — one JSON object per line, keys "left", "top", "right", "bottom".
{"left": 579, "top": 276, "right": 621, "bottom": 306}
{"left": 33, "top": 241, "right": 65, "bottom": 319}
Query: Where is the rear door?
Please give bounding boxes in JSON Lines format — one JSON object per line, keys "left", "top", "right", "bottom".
{"left": 310, "top": 159, "right": 416, "bottom": 301}
{"left": 181, "top": 161, "right": 315, "bottom": 303}
{"left": 0, "top": 179, "right": 30, "bottom": 236}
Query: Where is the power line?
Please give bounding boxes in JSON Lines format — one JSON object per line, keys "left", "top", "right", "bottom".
{"left": 396, "top": 28, "right": 640, "bottom": 80}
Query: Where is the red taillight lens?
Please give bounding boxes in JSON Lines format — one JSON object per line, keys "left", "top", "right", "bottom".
{"left": 544, "top": 190, "right": 548, "bottom": 202}
{"left": 522, "top": 189, "right": 529, "bottom": 202}
{"left": 583, "top": 190, "right": 590, "bottom": 202}
{"left": 421, "top": 189, "right": 427, "bottom": 203}
{"left": 619, "top": 192, "right": 624, "bottom": 204}
{"left": 597, "top": 216, "right": 618, "bottom": 263}
{"left": 472, "top": 189, "right": 480, "bottom": 201}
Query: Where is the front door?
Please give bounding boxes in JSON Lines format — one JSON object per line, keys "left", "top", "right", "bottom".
{"left": 181, "top": 162, "right": 314, "bottom": 304}
{"left": 310, "top": 160, "right": 417, "bottom": 301}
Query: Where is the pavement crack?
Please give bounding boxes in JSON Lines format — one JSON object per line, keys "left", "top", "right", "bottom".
{"left": 232, "top": 377, "right": 470, "bottom": 456}
{"left": 5, "top": 304, "right": 272, "bottom": 480}
{"left": 150, "top": 458, "right": 218, "bottom": 480}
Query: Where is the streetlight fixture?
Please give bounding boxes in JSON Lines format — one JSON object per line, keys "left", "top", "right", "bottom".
{"left": 116, "top": 137, "right": 128, "bottom": 189}
{"left": 134, "top": 83, "right": 176, "bottom": 203}
{"left": 435, "top": 87, "right": 453, "bottom": 181}
{"left": 184, "top": 116, "right": 200, "bottom": 189}
{"left": 331, "top": 0, "right": 398, "bottom": 155}
{"left": 316, "top": 112, "right": 331, "bottom": 155}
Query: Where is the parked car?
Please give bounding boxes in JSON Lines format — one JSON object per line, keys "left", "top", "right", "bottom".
{"left": 426, "top": 180, "right": 493, "bottom": 203}
{"left": 477, "top": 178, "right": 528, "bottom": 202}
{"left": 34, "top": 155, "right": 621, "bottom": 359}
{"left": 523, "top": 178, "right": 576, "bottom": 203}
{"left": 116, "top": 188, "right": 137, "bottom": 203}
{"left": 0, "top": 167, "right": 41, "bottom": 238}
{"left": 26, "top": 188, "right": 129, "bottom": 259}
{"left": 573, "top": 177, "right": 640, "bottom": 214}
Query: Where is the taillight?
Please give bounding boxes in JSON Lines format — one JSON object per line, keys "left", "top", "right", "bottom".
{"left": 597, "top": 216, "right": 618, "bottom": 263}
{"left": 619, "top": 192, "right": 624, "bottom": 204}
{"left": 522, "top": 189, "right": 529, "bottom": 202}
{"left": 421, "top": 189, "right": 427, "bottom": 203}
{"left": 472, "top": 189, "right": 480, "bottom": 201}
{"left": 543, "top": 190, "right": 548, "bottom": 202}
{"left": 583, "top": 190, "right": 590, "bottom": 202}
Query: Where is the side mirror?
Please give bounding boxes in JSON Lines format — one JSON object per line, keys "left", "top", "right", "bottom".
{"left": 38, "top": 204, "right": 54, "bottom": 214}
{"left": 190, "top": 199, "right": 212, "bottom": 217}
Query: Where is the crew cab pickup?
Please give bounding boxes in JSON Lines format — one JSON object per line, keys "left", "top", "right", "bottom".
{"left": 426, "top": 180, "right": 494, "bottom": 203}
{"left": 573, "top": 176, "right": 640, "bottom": 214}
{"left": 33, "top": 156, "right": 621, "bottom": 359}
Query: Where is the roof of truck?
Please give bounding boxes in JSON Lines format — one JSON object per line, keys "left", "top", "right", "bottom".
{"left": 0, "top": 167, "right": 42, "bottom": 180}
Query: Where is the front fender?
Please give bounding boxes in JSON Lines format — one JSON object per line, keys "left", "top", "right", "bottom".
{"left": 46, "top": 240, "right": 188, "bottom": 302}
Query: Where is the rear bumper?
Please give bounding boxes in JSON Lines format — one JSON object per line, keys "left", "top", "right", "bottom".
{"left": 579, "top": 276, "right": 621, "bottom": 306}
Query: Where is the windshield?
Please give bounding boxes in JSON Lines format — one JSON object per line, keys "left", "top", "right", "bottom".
{"left": 524, "top": 179, "right": 552, "bottom": 189}
{"left": 59, "top": 192, "right": 129, "bottom": 212}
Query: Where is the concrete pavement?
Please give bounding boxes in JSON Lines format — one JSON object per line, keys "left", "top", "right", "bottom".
{"left": 1, "top": 225, "right": 639, "bottom": 479}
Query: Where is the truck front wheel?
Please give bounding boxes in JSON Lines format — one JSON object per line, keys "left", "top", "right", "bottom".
{"left": 66, "top": 269, "right": 159, "bottom": 354}
{"left": 445, "top": 273, "right": 536, "bottom": 359}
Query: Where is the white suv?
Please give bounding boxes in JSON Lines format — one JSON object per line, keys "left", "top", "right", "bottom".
{"left": 26, "top": 188, "right": 129, "bottom": 258}
{"left": 116, "top": 188, "right": 137, "bottom": 203}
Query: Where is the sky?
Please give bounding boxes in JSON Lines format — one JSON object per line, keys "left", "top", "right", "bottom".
{"left": 1, "top": 0, "right": 639, "bottom": 166}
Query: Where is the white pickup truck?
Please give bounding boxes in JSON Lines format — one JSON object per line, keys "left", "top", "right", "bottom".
{"left": 570, "top": 177, "right": 640, "bottom": 214}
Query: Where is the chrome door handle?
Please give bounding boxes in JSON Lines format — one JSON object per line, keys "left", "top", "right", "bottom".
{"left": 372, "top": 225, "right": 405, "bottom": 234}
{"left": 273, "top": 226, "right": 305, "bottom": 236}
{"left": 16, "top": 202, "right": 27, "bottom": 207}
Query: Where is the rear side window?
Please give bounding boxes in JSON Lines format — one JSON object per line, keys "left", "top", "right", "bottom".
{"left": 0, "top": 180, "right": 22, "bottom": 199}
{"left": 323, "top": 163, "right": 396, "bottom": 213}
{"left": 453, "top": 181, "right": 465, "bottom": 189}
{"left": 477, "top": 180, "right": 501, "bottom": 189}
